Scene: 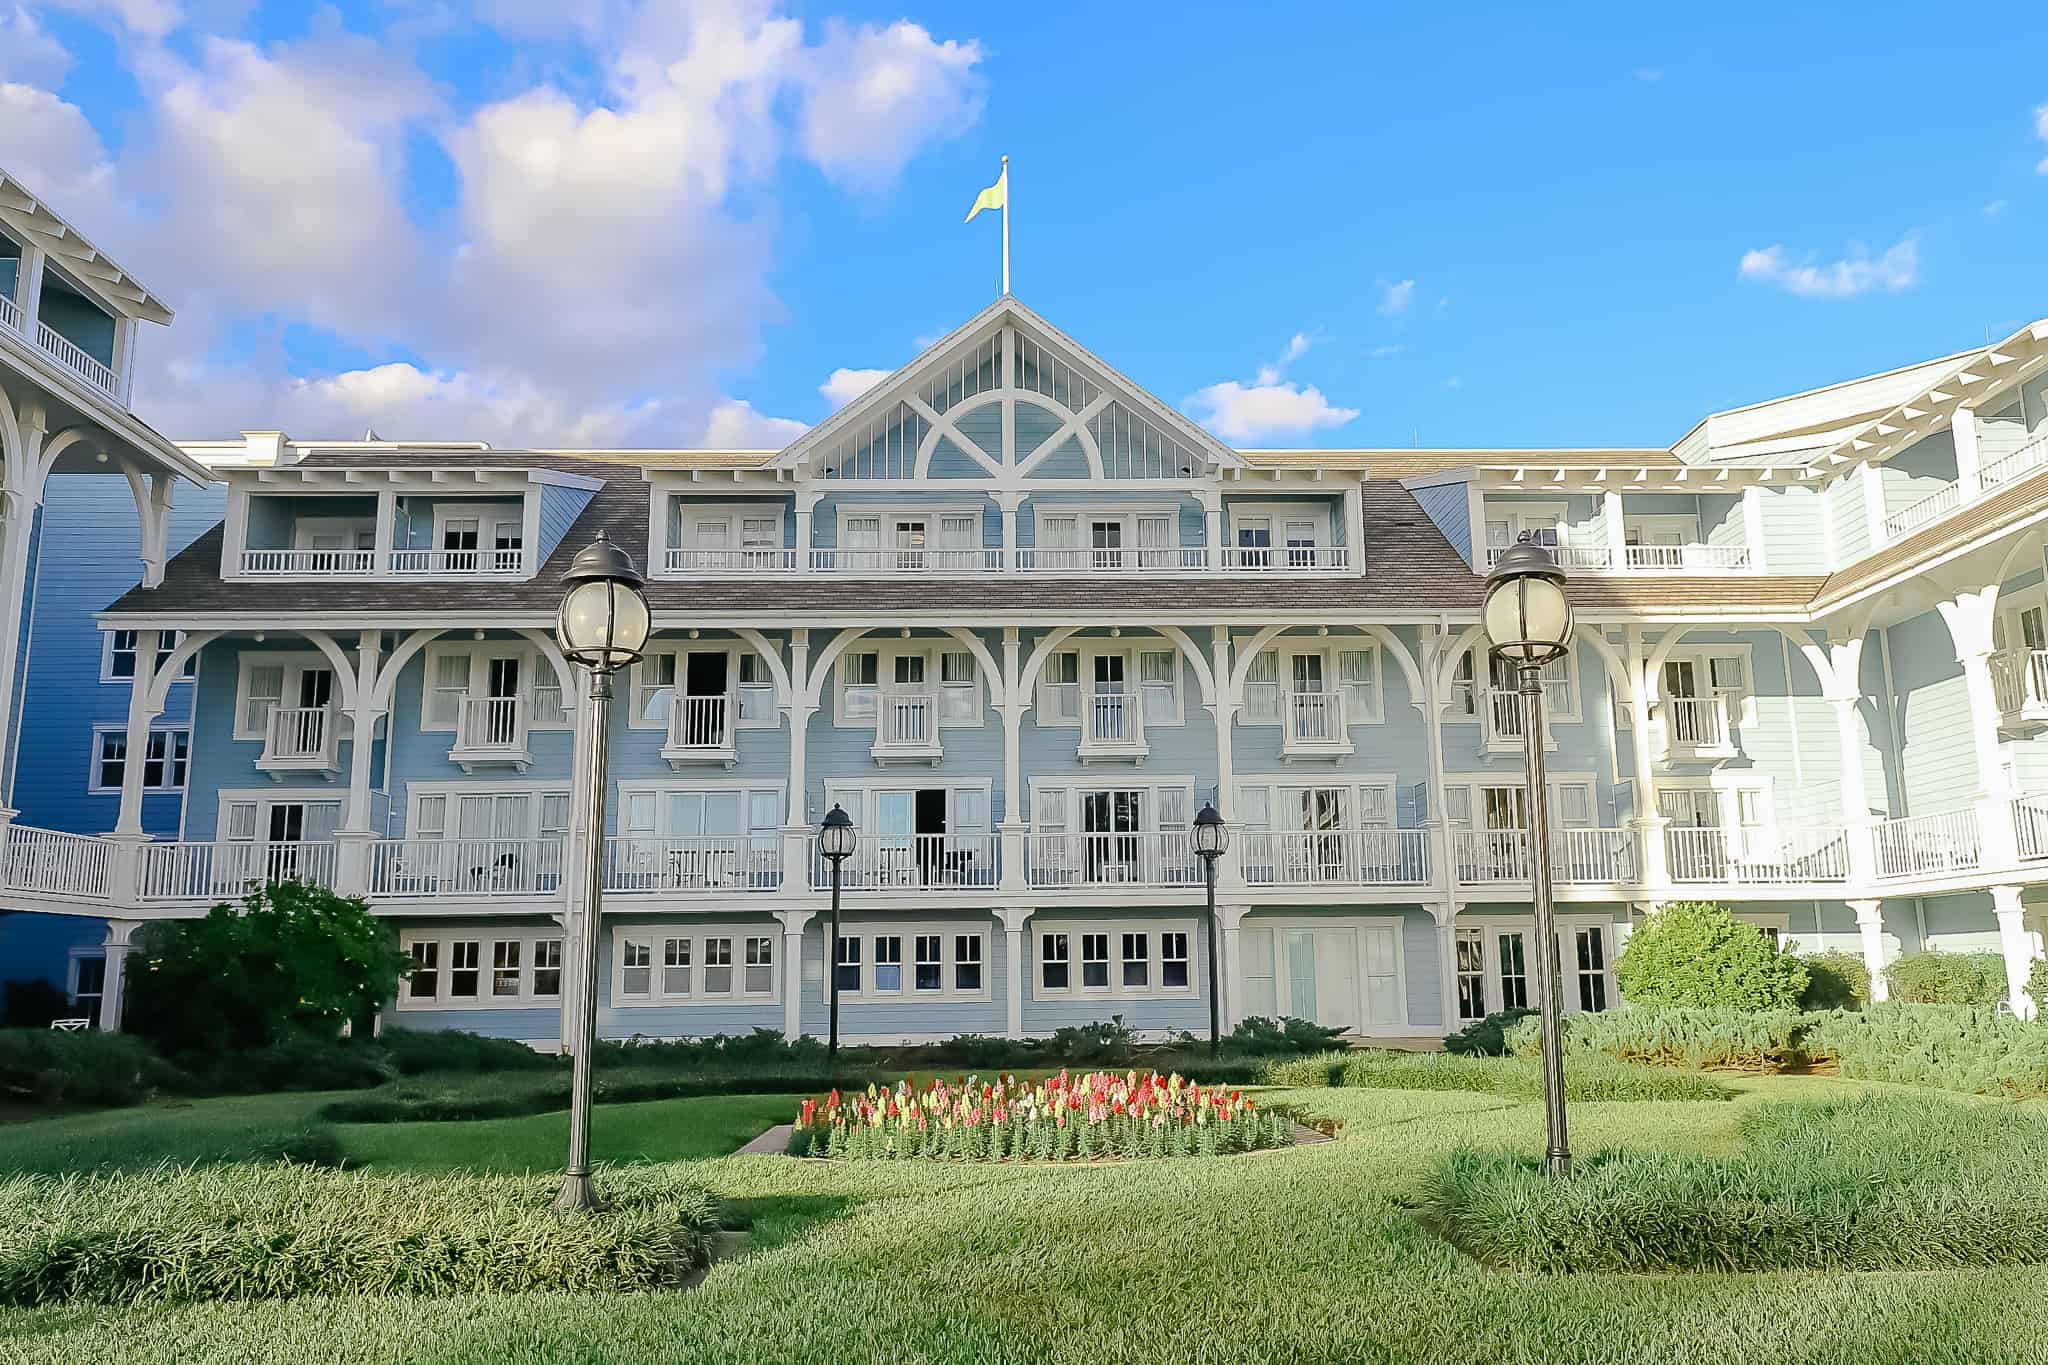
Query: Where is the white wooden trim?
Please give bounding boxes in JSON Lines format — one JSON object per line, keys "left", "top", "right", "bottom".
{"left": 828, "top": 918, "right": 994, "bottom": 1002}
{"left": 1030, "top": 917, "right": 1200, "bottom": 1000}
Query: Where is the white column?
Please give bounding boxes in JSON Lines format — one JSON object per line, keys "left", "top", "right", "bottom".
{"left": 998, "top": 628, "right": 1027, "bottom": 891}
{"left": 1953, "top": 404, "right": 1983, "bottom": 501}
{"left": 1741, "top": 485, "right": 1766, "bottom": 572}
{"left": 1434, "top": 905, "right": 1459, "bottom": 1035}
{"left": 1419, "top": 628, "right": 1454, "bottom": 897}
{"left": 373, "top": 490, "right": 397, "bottom": 572}
{"left": 1937, "top": 590, "right": 2019, "bottom": 867}
{"left": 777, "top": 908, "right": 814, "bottom": 1039}
{"left": 18, "top": 248, "right": 46, "bottom": 335}
{"left": 781, "top": 630, "right": 814, "bottom": 889}
{"left": 1602, "top": 491, "right": 1626, "bottom": 572}
{"left": 996, "top": 490, "right": 1024, "bottom": 570}
{"left": 1202, "top": 494, "right": 1223, "bottom": 571}
{"left": 336, "top": 633, "right": 384, "bottom": 896}
{"left": 1991, "top": 885, "right": 2035, "bottom": 1020}
{"left": 1624, "top": 631, "right": 1668, "bottom": 886}
{"left": 1818, "top": 638, "right": 1877, "bottom": 883}
{"left": 1851, "top": 898, "right": 1889, "bottom": 1002}
{"left": 98, "top": 919, "right": 142, "bottom": 1032}
{"left": 1340, "top": 484, "right": 1363, "bottom": 573}
{"left": 1860, "top": 462, "right": 1887, "bottom": 546}
{"left": 1209, "top": 627, "right": 1236, "bottom": 819}
{"left": 112, "top": 630, "right": 163, "bottom": 839}
{"left": 1218, "top": 903, "right": 1247, "bottom": 1030}
{"left": 795, "top": 493, "right": 820, "bottom": 571}
{"left": 0, "top": 402, "right": 49, "bottom": 801}
{"left": 999, "top": 906, "right": 1031, "bottom": 1039}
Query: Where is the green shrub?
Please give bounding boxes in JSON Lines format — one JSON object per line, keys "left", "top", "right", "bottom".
{"left": 127, "top": 882, "right": 412, "bottom": 1056}
{"left": 1261, "top": 1051, "right": 1347, "bottom": 1088}
{"left": 1335, "top": 1049, "right": 1732, "bottom": 1102}
{"left": 1799, "top": 950, "right": 1871, "bottom": 1010}
{"left": 1805, "top": 1003, "right": 2048, "bottom": 1096}
{"left": 377, "top": 1028, "right": 558, "bottom": 1075}
{"left": 1614, "top": 901, "right": 1807, "bottom": 1008}
{"left": 1443, "top": 1008, "right": 1535, "bottom": 1057}
{"left": 1423, "top": 1094, "right": 2048, "bottom": 1272}
{"left": 1884, "top": 950, "right": 2009, "bottom": 1005}
{"left": 592, "top": 1029, "right": 842, "bottom": 1071}
{"left": 1042, "top": 1016, "right": 1135, "bottom": 1063}
{"left": 0, "top": 1163, "right": 722, "bottom": 1305}
{"left": 0, "top": 1029, "right": 188, "bottom": 1108}
{"left": 1509, "top": 1007, "right": 1811, "bottom": 1072}
{"left": 2031, "top": 958, "right": 2048, "bottom": 1010}
{"left": 1218, "top": 1016, "right": 1349, "bottom": 1056}
{"left": 183, "top": 1036, "right": 396, "bottom": 1095}
{"left": 3, "top": 979, "right": 71, "bottom": 1029}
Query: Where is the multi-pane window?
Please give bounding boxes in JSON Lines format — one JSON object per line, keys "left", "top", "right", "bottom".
{"left": 939, "top": 651, "right": 977, "bottom": 722}
{"left": 1041, "top": 932, "right": 1070, "bottom": 989}
{"left": 1081, "top": 933, "right": 1110, "bottom": 988}
{"left": 744, "top": 938, "right": 774, "bottom": 994}
{"left": 874, "top": 936, "right": 903, "bottom": 992}
{"left": 1041, "top": 652, "right": 1081, "bottom": 722}
{"left": 1161, "top": 932, "right": 1189, "bottom": 988}
{"left": 533, "top": 940, "right": 563, "bottom": 997}
{"left": 1121, "top": 932, "right": 1149, "bottom": 987}
{"left": 704, "top": 938, "right": 734, "bottom": 994}
{"left": 621, "top": 940, "right": 652, "bottom": 996}
{"left": 834, "top": 936, "right": 862, "bottom": 992}
{"left": 1138, "top": 650, "right": 1177, "bottom": 724}
{"left": 93, "top": 729, "right": 192, "bottom": 792}
{"left": 1497, "top": 933, "right": 1529, "bottom": 1010}
{"left": 1456, "top": 931, "right": 1486, "bottom": 1022}
{"left": 491, "top": 941, "right": 522, "bottom": 996}
{"left": 408, "top": 941, "right": 438, "bottom": 999}
{"left": 449, "top": 941, "right": 481, "bottom": 998}
{"left": 106, "top": 629, "right": 195, "bottom": 682}
{"left": 843, "top": 652, "right": 880, "bottom": 721}
{"left": 1576, "top": 928, "right": 1608, "bottom": 1011}
{"left": 663, "top": 938, "right": 692, "bottom": 994}
{"left": 954, "top": 934, "right": 982, "bottom": 991}
{"left": 915, "top": 934, "right": 943, "bottom": 991}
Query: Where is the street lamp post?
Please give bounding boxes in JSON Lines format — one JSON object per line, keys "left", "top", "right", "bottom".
{"left": 818, "top": 803, "right": 856, "bottom": 1065}
{"left": 1191, "top": 803, "right": 1229, "bottom": 1057}
{"left": 1482, "top": 536, "right": 1576, "bottom": 1178}
{"left": 552, "top": 532, "right": 650, "bottom": 1214}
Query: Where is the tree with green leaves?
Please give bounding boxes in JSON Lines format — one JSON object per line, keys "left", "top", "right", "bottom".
{"left": 1615, "top": 901, "right": 1808, "bottom": 1010}
{"left": 126, "top": 881, "right": 412, "bottom": 1056}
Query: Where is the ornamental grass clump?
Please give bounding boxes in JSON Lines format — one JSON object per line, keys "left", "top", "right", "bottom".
{"left": 0, "top": 1163, "right": 721, "bottom": 1306}
{"left": 788, "top": 1070, "right": 1294, "bottom": 1161}
{"left": 1505, "top": 1007, "right": 1813, "bottom": 1072}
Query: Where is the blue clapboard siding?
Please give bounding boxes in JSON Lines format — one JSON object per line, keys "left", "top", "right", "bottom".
{"left": 537, "top": 484, "right": 597, "bottom": 562}
{"left": 1409, "top": 481, "right": 1471, "bottom": 564}
{"left": 0, "top": 909, "right": 104, "bottom": 995}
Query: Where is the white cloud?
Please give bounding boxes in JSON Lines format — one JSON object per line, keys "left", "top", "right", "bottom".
{"left": 0, "top": 82, "right": 120, "bottom": 223}
{"left": 40, "top": 0, "right": 182, "bottom": 39}
{"left": 1984, "top": 199, "right": 2008, "bottom": 217}
{"left": 796, "top": 20, "right": 984, "bottom": 188}
{"left": 819, "top": 367, "right": 890, "bottom": 407}
{"left": 1186, "top": 381, "right": 1358, "bottom": 443}
{"left": 1253, "top": 331, "right": 1312, "bottom": 386}
{"left": 1377, "top": 279, "right": 1415, "bottom": 315}
{"left": 2036, "top": 102, "right": 2048, "bottom": 173}
{"left": 701, "top": 397, "right": 806, "bottom": 447}
{"left": 0, "top": 9, "right": 72, "bottom": 86}
{"left": 1367, "top": 343, "right": 1407, "bottom": 358}
{"left": 1633, "top": 66, "right": 1663, "bottom": 82}
{"left": 1737, "top": 236, "right": 1920, "bottom": 298}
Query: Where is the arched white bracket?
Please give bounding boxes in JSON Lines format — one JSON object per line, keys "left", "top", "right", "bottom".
{"left": 734, "top": 628, "right": 795, "bottom": 708}
{"left": 803, "top": 627, "right": 881, "bottom": 710}
{"left": 368, "top": 629, "right": 449, "bottom": 713}
{"left": 1348, "top": 624, "right": 1425, "bottom": 703}
{"left": 1572, "top": 629, "right": 1633, "bottom": 702}
{"left": 34, "top": 427, "right": 95, "bottom": 487}
{"left": 941, "top": 627, "right": 1009, "bottom": 709}
{"left": 1432, "top": 624, "right": 1487, "bottom": 698}
{"left": 1015, "top": 392, "right": 1110, "bottom": 479}
{"left": 908, "top": 392, "right": 1005, "bottom": 480}
{"left": 1017, "top": 625, "right": 1084, "bottom": 698}
{"left": 143, "top": 629, "right": 223, "bottom": 714}
{"left": 1226, "top": 624, "right": 1292, "bottom": 695}
{"left": 1152, "top": 625, "right": 1218, "bottom": 708}
{"left": 298, "top": 630, "right": 363, "bottom": 711}
{"left": 514, "top": 628, "right": 578, "bottom": 701}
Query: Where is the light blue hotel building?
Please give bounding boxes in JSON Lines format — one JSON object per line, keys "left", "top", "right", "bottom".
{"left": 4, "top": 175, "right": 2048, "bottom": 1045}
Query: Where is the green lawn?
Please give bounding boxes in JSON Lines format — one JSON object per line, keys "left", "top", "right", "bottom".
{"left": 8, "top": 1076, "right": 2048, "bottom": 1363}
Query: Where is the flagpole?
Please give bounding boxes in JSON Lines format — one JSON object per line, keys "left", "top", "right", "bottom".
{"left": 1000, "top": 155, "right": 1010, "bottom": 295}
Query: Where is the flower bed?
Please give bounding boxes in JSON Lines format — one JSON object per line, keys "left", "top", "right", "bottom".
{"left": 788, "top": 1070, "right": 1296, "bottom": 1161}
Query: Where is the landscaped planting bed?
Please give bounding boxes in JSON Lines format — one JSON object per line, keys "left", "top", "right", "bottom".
{"left": 0, "top": 1163, "right": 722, "bottom": 1306}
{"left": 1264, "top": 1049, "right": 1736, "bottom": 1101}
{"left": 1423, "top": 1093, "right": 2048, "bottom": 1272}
{"left": 787, "top": 1071, "right": 1295, "bottom": 1160}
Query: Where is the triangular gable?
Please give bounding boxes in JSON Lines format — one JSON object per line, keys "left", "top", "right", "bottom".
{"left": 1823, "top": 318, "right": 2048, "bottom": 470}
{"left": 771, "top": 296, "right": 1245, "bottom": 480}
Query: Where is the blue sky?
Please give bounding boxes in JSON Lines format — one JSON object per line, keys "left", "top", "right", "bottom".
{"left": 2, "top": 1, "right": 2045, "bottom": 448}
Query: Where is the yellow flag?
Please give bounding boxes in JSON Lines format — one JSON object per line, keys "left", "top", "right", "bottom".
{"left": 963, "top": 167, "right": 1007, "bottom": 222}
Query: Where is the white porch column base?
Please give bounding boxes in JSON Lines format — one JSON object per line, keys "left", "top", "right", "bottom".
{"left": 98, "top": 919, "right": 143, "bottom": 1032}
{"left": 776, "top": 908, "right": 815, "bottom": 1039}
{"left": 1991, "top": 886, "right": 2036, "bottom": 1020}
{"left": 1218, "top": 903, "right": 1248, "bottom": 1032}
{"left": 1850, "top": 899, "right": 1889, "bottom": 1003}
{"left": 998, "top": 906, "right": 1031, "bottom": 1039}
{"left": 332, "top": 829, "right": 375, "bottom": 897}
{"left": 1432, "top": 903, "right": 1459, "bottom": 1035}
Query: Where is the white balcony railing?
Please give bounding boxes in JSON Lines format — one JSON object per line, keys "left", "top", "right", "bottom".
{"left": 1484, "top": 544, "right": 1613, "bottom": 571}
{"left": 368, "top": 838, "right": 564, "bottom": 898}
{"left": 1980, "top": 431, "right": 2048, "bottom": 493}
{"left": 240, "top": 549, "right": 376, "bottom": 576}
{"left": 1665, "top": 825, "right": 1850, "bottom": 885}
{"left": 873, "top": 688, "right": 941, "bottom": 758}
{"left": 456, "top": 696, "right": 528, "bottom": 755}
{"left": 1623, "top": 543, "right": 1753, "bottom": 573}
{"left": 1026, "top": 830, "right": 1201, "bottom": 888}
{"left": 389, "top": 548, "right": 525, "bottom": 576}
{"left": 36, "top": 321, "right": 119, "bottom": 396}
{"left": 1015, "top": 547, "right": 1208, "bottom": 573}
{"left": 1282, "top": 690, "right": 1349, "bottom": 752}
{"left": 138, "top": 840, "right": 339, "bottom": 901}
{"left": 1240, "top": 828, "right": 1431, "bottom": 886}
{"left": 808, "top": 547, "right": 1005, "bottom": 575}
{"left": 1883, "top": 482, "right": 1967, "bottom": 541}
{"left": 2015, "top": 794, "right": 2048, "bottom": 863}
{"left": 1452, "top": 828, "right": 1637, "bottom": 885}
{"left": 811, "top": 833, "right": 1000, "bottom": 890}
{"left": 1, "top": 825, "right": 112, "bottom": 900}
{"left": 663, "top": 548, "right": 799, "bottom": 574}
{"left": 1992, "top": 650, "right": 2048, "bottom": 720}
{"left": 1220, "top": 546, "right": 1352, "bottom": 572}
{"left": 1874, "top": 808, "right": 1983, "bottom": 879}
{"left": 261, "top": 706, "right": 336, "bottom": 767}
{"left": 1079, "top": 690, "right": 1146, "bottom": 757}
{"left": 608, "top": 835, "right": 782, "bottom": 892}
{"left": 0, "top": 292, "right": 20, "bottom": 332}
{"left": 664, "top": 694, "right": 734, "bottom": 758}
{"left": 1661, "top": 695, "right": 1731, "bottom": 752}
